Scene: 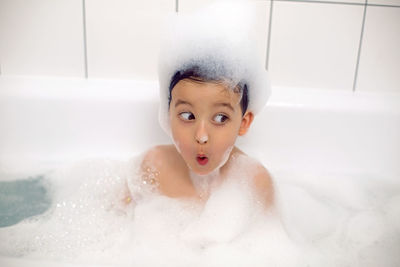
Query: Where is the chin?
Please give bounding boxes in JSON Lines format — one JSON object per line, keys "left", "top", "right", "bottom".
{"left": 191, "top": 166, "right": 217, "bottom": 176}
{"left": 193, "top": 170, "right": 211, "bottom": 176}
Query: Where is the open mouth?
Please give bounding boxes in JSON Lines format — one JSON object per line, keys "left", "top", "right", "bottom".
{"left": 196, "top": 155, "right": 209, "bottom": 166}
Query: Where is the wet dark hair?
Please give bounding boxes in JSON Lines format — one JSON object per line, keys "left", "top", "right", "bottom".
{"left": 168, "top": 67, "right": 249, "bottom": 116}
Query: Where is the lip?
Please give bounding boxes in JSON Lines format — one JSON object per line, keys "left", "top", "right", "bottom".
{"left": 196, "top": 154, "right": 209, "bottom": 166}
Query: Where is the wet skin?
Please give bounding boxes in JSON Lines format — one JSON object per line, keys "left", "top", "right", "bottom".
{"left": 134, "top": 79, "right": 273, "bottom": 206}
{"left": 169, "top": 79, "right": 253, "bottom": 175}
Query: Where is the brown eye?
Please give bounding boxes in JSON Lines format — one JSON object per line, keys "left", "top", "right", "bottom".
{"left": 213, "top": 114, "right": 229, "bottom": 124}
{"left": 179, "top": 112, "right": 195, "bottom": 121}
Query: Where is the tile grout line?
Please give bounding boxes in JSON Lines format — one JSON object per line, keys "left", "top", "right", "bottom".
{"left": 276, "top": 0, "right": 363, "bottom": 6}
{"left": 353, "top": 0, "right": 368, "bottom": 92}
{"left": 275, "top": 0, "right": 400, "bottom": 8}
{"left": 266, "top": 0, "right": 274, "bottom": 70}
{"left": 82, "top": 0, "right": 88, "bottom": 79}
{"left": 369, "top": 3, "right": 400, "bottom": 8}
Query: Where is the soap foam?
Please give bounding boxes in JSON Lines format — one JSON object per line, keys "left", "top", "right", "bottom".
{"left": 0, "top": 156, "right": 399, "bottom": 266}
{"left": 158, "top": 1, "right": 270, "bottom": 136}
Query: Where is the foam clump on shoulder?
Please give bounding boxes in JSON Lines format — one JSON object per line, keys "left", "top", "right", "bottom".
{"left": 158, "top": 1, "right": 270, "bottom": 135}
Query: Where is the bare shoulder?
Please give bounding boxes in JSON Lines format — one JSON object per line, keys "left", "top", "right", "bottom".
{"left": 141, "top": 144, "right": 177, "bottom": 170}
{"left": 252, "top": 163, "right": 274, "bottom": 208}
{"left": 124, "top": 145, "right": 176, "bottom": 205}
{"left": 138, "top": 145, "right": 175, "bottom": 187}
{"left": 140, "top": 145, "right": 190, "bottom": 197}
{"left": 232, "top": 148, "right": 274, "bottom": 208}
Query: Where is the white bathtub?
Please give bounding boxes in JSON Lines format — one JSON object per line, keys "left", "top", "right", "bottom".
{"left": 0, "top": 76, "right": 399, "bottom": 177}
{"left": 0, "top": 76, "right": 400, "bottom": 266}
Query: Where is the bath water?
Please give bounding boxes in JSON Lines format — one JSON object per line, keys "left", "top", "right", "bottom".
{"left": 0, "top": 155, "right": 399, "bottom": 266}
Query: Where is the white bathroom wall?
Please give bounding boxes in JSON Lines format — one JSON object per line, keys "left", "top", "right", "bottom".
{"left": 268, "top": 1, "right": 364, "bottom": 90}
{"left": 0, "top": 0, "right": 399, "bottom": 93}
{"left": 369, "top": 0, "right": 400, "bottom": 6}
{"left": 0, "top": 0, "right": 85, "bottom": 77}
{"left": 179, "top": 0, "right": 271, "bottom": 68}
{"left": 357, "top": 5, "right": 400, "bottom": 92}
{"left": 85, "top": 0, "right": 174, "bottom": 80}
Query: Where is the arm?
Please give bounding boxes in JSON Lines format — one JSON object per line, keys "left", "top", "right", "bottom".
{"left": 122, "top": 147, "right": 162, "bottom": 206}
{"left": 253, "top": 165, "right": 274, "bottom": 209}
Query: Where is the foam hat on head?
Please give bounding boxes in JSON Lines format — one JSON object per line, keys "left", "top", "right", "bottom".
{"left": 158, "top": 1, "right": 271, "bottom": 136}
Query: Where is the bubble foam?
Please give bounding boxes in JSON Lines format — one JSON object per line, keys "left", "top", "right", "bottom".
{"left": 158, "top": 1, "right": 271, "bottom": 136}
{"left": 0, "top": 156, "right": 399, "bottom": 266}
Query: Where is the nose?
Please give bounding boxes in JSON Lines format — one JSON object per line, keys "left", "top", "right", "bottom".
{"left": 195, "top": 121, "right": 208, "bottom": 144}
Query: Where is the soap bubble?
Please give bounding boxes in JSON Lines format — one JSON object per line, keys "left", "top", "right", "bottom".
{"left": 158, "top": 1, "right": 271, "bottom": 136}
{"left": 0, "top": 156, "right": 400, "bottom": 266}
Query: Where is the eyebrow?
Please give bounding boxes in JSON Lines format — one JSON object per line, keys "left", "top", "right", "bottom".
{"left": 213, "top": 102, "right": 235, "bottom": 112}
{"left": 174, "top": 99, "right": 192, "bottom": 108}
{"left": 174, "top": 99, "right": 235, "bottom": 111}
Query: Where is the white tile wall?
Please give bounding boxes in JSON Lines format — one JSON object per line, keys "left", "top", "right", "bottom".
{"left": 179, "top": 0, "right": 271, "bottom": 67}
{"left": 269, "top": 1, "right": 364, "bottom": 90}
{"left": 0, "top": 0, "right": 85, "bottom": 77}
{"left": 357, "top": 6, "right": 400, "bottom": 92}
{"left": 179, "top": 0, "right": 271, "bottom": 11}
{"left": 0, "top": 0, "right": 399, "bottom": 94}
{"left": 369, "top": 0, "right": 400, "bottom": 6}
{"left": 299, "top": 0, "right": 364, "bottom": 3}
{"left": 179, "top": 0, "right": 220, "bottom": 12}
{"left": 85, "top": 0, "right": 174, "bottom": 81}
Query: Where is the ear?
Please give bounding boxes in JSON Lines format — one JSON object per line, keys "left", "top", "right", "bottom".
{"left": 239, "top": 111, "right": 254, "bottom": 136}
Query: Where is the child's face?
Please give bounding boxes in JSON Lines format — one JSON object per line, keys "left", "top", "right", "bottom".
{"left": 169, "top": 79, "right": 253, "bottom": 175}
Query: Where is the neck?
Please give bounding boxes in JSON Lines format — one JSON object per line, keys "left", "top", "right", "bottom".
{"left": 189, "top": 168, "right": 221, "bottom": 198}
{"left": 187, "top": 147, "right": 238, "bottom": 198}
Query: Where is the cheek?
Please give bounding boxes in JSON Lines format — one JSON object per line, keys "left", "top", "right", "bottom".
{"left": 170, "top": 121, "right": 192, "bottom": 155}
{"left": 213, "top": 128, "right": 238, "bottom": 154}
{"left": 211, "top": 132, "right": 236, "bottom": 169}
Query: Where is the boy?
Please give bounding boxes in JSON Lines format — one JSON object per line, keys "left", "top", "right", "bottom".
{"left": 127, "top": 3, "right": 273, "bottom": 208}
{"left": 136, "top": 66, "right": 273, "bottom": 208}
